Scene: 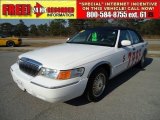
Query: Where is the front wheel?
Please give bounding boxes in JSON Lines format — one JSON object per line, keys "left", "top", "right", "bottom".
{"left": 6, "top": 41, "right": 15, "bottom": 47}
{"left": 85, "top": 68, "right": 108, "bottom": 102}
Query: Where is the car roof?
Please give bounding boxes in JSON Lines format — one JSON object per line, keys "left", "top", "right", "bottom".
{"left": 85, "top": 26, "right": 136, "bottom": 31}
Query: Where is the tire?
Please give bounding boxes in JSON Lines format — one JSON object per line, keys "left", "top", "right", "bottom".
{"left": 137, "top": 54, "right": 145, "bottom": 68}
{"left": 6, "top": 41, "right": 15, "bottom": 47}
{"left": 85, "top": 68, "right": 108, "bottom": 102}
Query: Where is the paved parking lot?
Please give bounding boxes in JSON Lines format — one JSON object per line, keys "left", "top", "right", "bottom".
{"left": 0, "top": 51, "right": 160, "bottom": 120}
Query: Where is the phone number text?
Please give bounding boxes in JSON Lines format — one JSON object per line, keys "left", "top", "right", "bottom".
{"left": 86, "top": 11, "right": 147, "bottom": 18}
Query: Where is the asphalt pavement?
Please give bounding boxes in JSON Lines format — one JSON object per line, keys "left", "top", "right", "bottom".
{"left": 0, "top": 51, "right": 160, "bottom": 120}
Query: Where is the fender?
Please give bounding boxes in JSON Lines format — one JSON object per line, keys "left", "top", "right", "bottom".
{"left": 87, "top": 61, "right": 112, "bottom": 78}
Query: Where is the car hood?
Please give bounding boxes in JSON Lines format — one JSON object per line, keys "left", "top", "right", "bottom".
{"left": 19, "top": 43, "right": 112, "bottom": 69}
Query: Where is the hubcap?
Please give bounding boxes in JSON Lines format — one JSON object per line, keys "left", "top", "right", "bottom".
{"left": 92, "top": 73, "right": 106, "bottom": 97}
{"left": 8, "top": 42, "right": 13, "bottom": 47}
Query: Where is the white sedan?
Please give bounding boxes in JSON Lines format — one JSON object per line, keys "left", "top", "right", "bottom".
{"left": 10, "top": 27, "right": 148, "bottom": 103}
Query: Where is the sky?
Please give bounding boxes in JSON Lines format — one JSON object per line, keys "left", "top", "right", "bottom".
{"left": 0, "top": 19, "right": 52, "bottom": 26}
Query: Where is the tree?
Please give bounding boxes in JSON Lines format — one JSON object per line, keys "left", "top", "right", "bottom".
{"left": 141, "top": 20, "right": 160, "bottom": 35}
{"left": 49, "top": 20, "right": 66, "bottom": 36}
{"left": 37, "top": 24, "right": 49, "bottom": 36}
{"left": 68, "top": 19, "right": 85, "bottom": 33}
{"left": 84, "top": 19, "right": 110, "bottom": 28}
{"left": 14, "top": 20, "right": 29, "bottom": 36}
{"left": 0, "top": 23, "right": 14, "bottom": 35}
{"left": 29, "top": 24, "right": 39, "bottom": 36}
{"left": 68, "top": 19, "right": 110, "bottom": 35}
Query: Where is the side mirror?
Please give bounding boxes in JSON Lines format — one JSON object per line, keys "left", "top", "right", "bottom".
{"left": 121, "top": 40, "right": 131, "bottom": 46}
{"left": 67, "top": 38, "right": 70, "bottom": 41}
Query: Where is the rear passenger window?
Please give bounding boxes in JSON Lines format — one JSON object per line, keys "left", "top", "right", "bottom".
{"left": 129, "top": 30, "right": 141, "bottom": 44}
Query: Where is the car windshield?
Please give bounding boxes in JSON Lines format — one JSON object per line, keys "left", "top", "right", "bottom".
{"left": 67, "top": 29, "right": 118, "bottom": 47}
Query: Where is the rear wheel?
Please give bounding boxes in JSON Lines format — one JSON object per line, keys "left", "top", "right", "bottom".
{"left": 85, "top": 68, "right": 108, "bottom": 102}
{"left": 6, "top": 41, "right": 15, "bottom": 47}
{"left": 137, "top": 54, "right": 145, "bottom": 68}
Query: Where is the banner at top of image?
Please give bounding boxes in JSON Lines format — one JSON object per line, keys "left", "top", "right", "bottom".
{"left": 0, "top": 0, "right": 160, "bottom": 19}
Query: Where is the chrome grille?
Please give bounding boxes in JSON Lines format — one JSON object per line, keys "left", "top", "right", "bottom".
{"left": 19, "top": 57, "right": 42, "bottom": 77}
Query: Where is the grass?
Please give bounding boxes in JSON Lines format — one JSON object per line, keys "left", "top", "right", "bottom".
{"left": 143, "top": 35, "right": 160, "bottom": 39}
{"left": 148, "top": 44, "right": 160, "bottom": 51}
{"left": 147, "top": 54, "right": 160, "bottom": 58}
{"left": 25, "top": 37, "right": 68, "bottom": 40}
{"left": 23, "top": 43, "right": 59, "bottom": 47}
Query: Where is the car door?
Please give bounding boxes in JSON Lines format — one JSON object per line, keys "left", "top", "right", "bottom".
{"left": 112, "top": 30, "right": 134, "bottom": 76}
{"left": 0, "top": 35, "right": 5, "bottom": 45}
{"left": 128, "top": 30, "right": 144, "bottom": 66}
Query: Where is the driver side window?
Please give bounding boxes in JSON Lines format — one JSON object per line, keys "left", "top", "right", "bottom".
{"left": 119, "top": 30, "right": 132, "bottom": 47}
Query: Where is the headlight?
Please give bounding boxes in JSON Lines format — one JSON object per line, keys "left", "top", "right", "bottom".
{"left": 39, "top": 67, "right": 58, "bottom": 79}
{"left": 39, "top": 67, "right": 85, "bottom": 80}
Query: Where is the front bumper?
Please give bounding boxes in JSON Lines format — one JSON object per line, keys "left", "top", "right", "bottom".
{"left": 10, "top": 63, "right": 88, "bottom": 103}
